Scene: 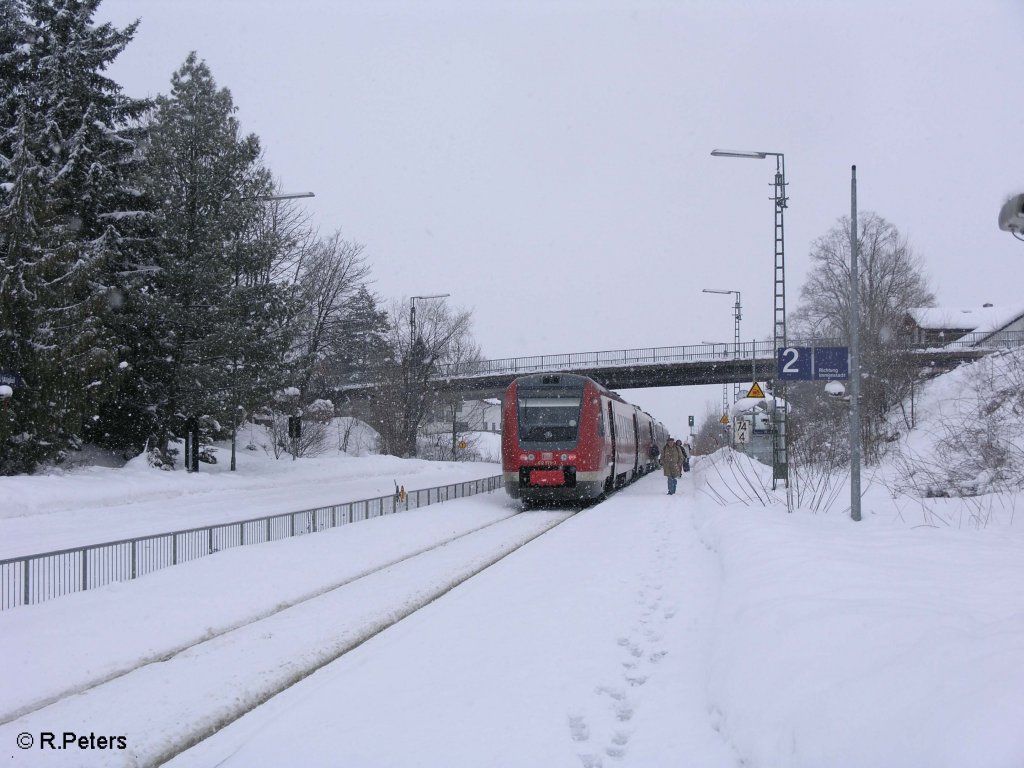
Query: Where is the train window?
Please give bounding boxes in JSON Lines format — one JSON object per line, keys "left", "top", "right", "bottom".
{"left": 517, "top": 394, "right": 582, "bottom": 444}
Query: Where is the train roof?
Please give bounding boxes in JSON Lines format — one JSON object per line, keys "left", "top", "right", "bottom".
{"left": 511, "top": 372, "right": 616, "bottom": 397}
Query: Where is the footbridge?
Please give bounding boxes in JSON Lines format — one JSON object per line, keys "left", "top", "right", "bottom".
{"left": 330, "top": 334, "right": 1011, "bottom": 402}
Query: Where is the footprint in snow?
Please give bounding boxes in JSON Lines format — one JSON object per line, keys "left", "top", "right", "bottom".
{"left": 568, "top": 714, "right": 590, "bottom": 742}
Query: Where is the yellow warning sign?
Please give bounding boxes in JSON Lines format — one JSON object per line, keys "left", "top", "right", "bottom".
{"left": 746, "top": 382, "right": 766, "bottom": 399}
{"left": 719, "top": 414, "right": 730, "bottom": 425}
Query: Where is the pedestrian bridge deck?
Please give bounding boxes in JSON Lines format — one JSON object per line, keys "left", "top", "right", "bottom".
{"left": 330, "top": 332, "right": 1020, "bottom": 400}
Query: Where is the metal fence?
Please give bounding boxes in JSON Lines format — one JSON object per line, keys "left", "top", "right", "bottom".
{"left": 0, "top": 474, "right": 503, "bottom": 611}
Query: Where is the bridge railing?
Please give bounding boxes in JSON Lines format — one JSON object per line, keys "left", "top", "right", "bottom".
{"left": 434, "top": 340, "right": 781, "bottom": 379}
{"left": 330, "top": 330, "right": 1023, "bottom": 390}
{"left": 434, "top": 330, "right": 1023, "bottom": 379}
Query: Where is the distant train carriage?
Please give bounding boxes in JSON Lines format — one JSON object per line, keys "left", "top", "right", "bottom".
{"left": 501, "top": 373, "right": 668, "bottom": 504}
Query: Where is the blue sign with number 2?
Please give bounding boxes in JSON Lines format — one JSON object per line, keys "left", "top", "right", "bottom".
{"left": 777, "top": 347, "right": 849, "bottom": 381}
{"left": 777, "top": 347, "right": 812, "bottom": 380}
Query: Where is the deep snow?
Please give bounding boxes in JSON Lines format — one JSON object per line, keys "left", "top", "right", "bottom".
{"left": 2, "top": 356, "right": 1024, "bottom": 767}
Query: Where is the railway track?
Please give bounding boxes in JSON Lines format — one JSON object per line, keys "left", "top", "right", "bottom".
{"left": 2, "top": 507, "right": 577, "bottom": 767}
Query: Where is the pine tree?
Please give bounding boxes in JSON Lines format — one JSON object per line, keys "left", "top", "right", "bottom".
{"left": 0, "top": 0, "right": 147, "bottom": 473}
{"left": 133, "top": 53, "right": 295, "bottom": 462}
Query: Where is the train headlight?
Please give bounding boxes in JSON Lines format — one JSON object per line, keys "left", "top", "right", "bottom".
{"left": 520, "top": 453, "right": 536, "bottom": 462}
{"left": 560, "top": 453, "right": 569, "bottom": 462}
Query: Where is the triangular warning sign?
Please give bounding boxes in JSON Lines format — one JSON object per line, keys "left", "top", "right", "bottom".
{"left": 746, "top": 382, "right": 766, "bottom": 399}
{"left": 719, "top": 414, "right": 730, "bottom": 425}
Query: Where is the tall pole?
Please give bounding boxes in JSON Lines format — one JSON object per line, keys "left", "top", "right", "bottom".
{"left": 410, "top": 293, "right": 450, "bottom": 348}
{"left": 702, "top": 287, "right": 742, "bottom": 406}
{"left": 407, "top": 294, "right": 450, "bottom": 457}
{"left": 771, "top": 154, "right": 789, "bottom": 491}
{"left": 228, "top": 191, "right": 314, "bottom": 472}
{"left": 710, "top": 149, "right": 788, "bottom": 492}
{"left": 850, "top": 166, "right": 862, "bottom": 522}
{"left": 732, "top": 291, "right": 742, "bottom": 404}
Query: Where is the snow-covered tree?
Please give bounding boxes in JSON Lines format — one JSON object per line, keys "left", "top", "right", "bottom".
{"left": 129, "top": 53, "right": 296, "bottom": 462}
{"left": 791, "top": 212, "right": 935, "bottom": 463}
{"left": 363, "top": 299, "right": 478, "bottom": 458}
{"left": 0, "top": 0, "right": 147, "bottom": 473}
{"left": 313, "top": 284, "right": 390, "bottom": 389}
{"left": 290, "top": 232, "right": 373, "bottom": 397}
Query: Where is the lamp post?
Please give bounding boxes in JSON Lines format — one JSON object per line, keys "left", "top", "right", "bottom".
{"left": 410, "top": 294, "right": 450, "bottom": 348}
{"left": 407, "top": 294, "right": 449, "bottom": 457}
{"left": 222, "top": 191, "right": 315, "bottom": 473}
{"left": 702, "top": 339, "right": 732, "bottom": 427}
{"left": 703, "top": 288, "right": 742, "bottom": 405}
{"left": 711, "top": 148, "right": 789, "bottom": 490}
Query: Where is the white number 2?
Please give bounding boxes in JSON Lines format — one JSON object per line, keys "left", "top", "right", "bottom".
{"left": 781, "top": 347, "right": 801, "bottom": 374}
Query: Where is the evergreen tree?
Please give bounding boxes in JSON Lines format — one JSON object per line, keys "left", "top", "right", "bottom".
{"left": 317, "top": 284, "right": 390, "bottom": 391}
{"left": 133, "top": 53, "right": 294, "bottom": 462}
{"left": 0, "top": 0, "right": 147, "bottom": 473}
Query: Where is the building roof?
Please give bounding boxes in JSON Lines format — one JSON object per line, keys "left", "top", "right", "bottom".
{"left": 907, "top": 305, "right": 1024, "bottom": 334}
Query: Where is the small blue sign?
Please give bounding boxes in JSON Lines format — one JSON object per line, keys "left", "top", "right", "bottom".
{"left": 777, "top": 347, "right": 812, "bottom": 381}
{"left": 813, "top": 347, "right": 849, "bottom": 380}
{"left": 0, "top": 371, "right": 22, "bottom": 388}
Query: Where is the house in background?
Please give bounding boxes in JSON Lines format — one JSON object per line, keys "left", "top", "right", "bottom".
{"left": 903, "top": 303, "right": 1024, "bottom": 347}
{"left": 456, "top": 398, "right": 502, "bottom": 433}
{"left": 425, "top": 398, "right": 502, "bottom": 436}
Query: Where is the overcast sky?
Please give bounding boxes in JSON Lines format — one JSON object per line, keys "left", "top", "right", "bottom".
{"left": 95, "top": 0, "right": 1024, "bottom": 436}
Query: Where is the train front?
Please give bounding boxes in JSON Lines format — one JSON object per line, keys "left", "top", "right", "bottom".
{"left": 501, "top": 374, "right": 604, "bottom": 503}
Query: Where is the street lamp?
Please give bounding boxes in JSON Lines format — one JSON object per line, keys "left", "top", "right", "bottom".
{"left": 405, "top": 294, "right": 449, "bottom": 458}
{"left": 221, "top": 191, "right": 315, "bottom": 473}
{"left": 241, "top": 191, "right": 315, "bottom": 202}
{"left": 410, "top": 294, "right": 450, "bottom": 348}
{"left": 702, "top": 288, "right": 742, "bottom": 405}
{"left": 711, "top": 148, "right": 789, "bottom": 490}
{"left": 702, "top": 339, "right": 731, "bottom": 426}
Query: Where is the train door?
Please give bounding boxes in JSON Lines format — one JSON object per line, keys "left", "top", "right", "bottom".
{"left": 631, "top": 412, "right": 640, "bottom": 478}
{"left": 606, "top": 400, "right": 616, "bottom": 490}
{"left": 648, "top": 422, "right": 656, "bottom": 470}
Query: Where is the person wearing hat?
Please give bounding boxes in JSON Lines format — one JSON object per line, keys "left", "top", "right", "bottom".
{"left": 662, "top": 436, "right": 684, "bottom": 494}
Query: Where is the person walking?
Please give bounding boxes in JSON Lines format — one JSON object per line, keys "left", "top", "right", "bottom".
{"left": 662, "top": 436, "right": 684, "bottom": 495}
{"left": 677, "top": 439, "right": 690, "bottom": 473}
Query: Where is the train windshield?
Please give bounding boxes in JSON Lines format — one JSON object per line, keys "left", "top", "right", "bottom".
{"left": 517, "top": 390, "right": 582, "bottom": 445}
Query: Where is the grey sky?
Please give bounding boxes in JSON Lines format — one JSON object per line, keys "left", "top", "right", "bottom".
{"left": 96, "top": 0, "right": 1024, "bottom": 437}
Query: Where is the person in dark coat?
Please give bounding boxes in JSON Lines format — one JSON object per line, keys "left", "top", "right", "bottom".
{"left": 677, "top": 439, "right": 690, "bottom": 473}
{"left": 662, "top": 437, "right": 684, "bottom": 494}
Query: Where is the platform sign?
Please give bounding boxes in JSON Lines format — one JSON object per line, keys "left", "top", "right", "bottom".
{"left": 0, "top": 371, "right": 22, "bottom": 388}
{"left": 777, "top": 347, "right": 812, "bottom": 380}
{"left": 812, "top": 347, "right": 849, "bottom": 380}
{"left": 777, "top": 347, "right": 849, "bottom": 381}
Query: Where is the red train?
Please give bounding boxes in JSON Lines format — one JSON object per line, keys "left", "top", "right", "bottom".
{"left": 501, "top": 373, "right": 668, "bottom": 504}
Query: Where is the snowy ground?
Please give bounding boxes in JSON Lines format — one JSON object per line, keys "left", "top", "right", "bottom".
{"left": 0, "top": 424, "right": 503, "bottom": 558}
{"left": 2, "top": 361, "right": 1024, "bottom": 767}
